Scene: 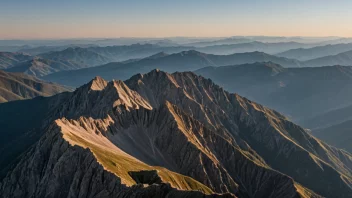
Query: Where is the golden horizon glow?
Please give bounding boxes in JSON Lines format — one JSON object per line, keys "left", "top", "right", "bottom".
{"left": 1, "top": 0, "right": 352, "bottom": 39}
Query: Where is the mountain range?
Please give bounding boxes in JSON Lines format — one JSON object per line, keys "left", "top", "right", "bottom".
{"left": 21, "top": 41, "right": 322, "bottom": 59}
{"left": 5, "top": 41, "right": 352, "bottom": 79}
{"left": 42, "top": 50, "right": 302, "bottom": 87}
{"left": 1, "top": 70, "right": 352, "bottom": 197}
{"left": 303, "top": 50, "right": 352, "bottom": 67}
{"left": 6, "top": 57, "right": 85, "bottom": 77}
{"left": 38, "top": 47, "right": 113, "bottom": 67}
{"left": 0, "top": 52, "right": 32, "bottom": 69}
{"left": 277, "top": 43, "right": 352, "bottom": 61}
{"left": 0, "top": 70, "right": 70, "bottom": 102}
{"left": 17, "top": 44, "right": 98, "bottom": 55}
{"left": 198, "top": 41, "right": 318, "bottom": 54}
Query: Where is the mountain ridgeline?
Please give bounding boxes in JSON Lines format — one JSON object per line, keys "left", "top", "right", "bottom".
{"left": 277, "top": 43, "right": 352, "bottom": 61}
{"left": 4, "top": 41, "right": 352, "bottom": 80}
{"left": 0, "top": 52, "right": 32, "bottom": 69}
{"left": 0, "top": 70, "right": 70, "bottom": 103}
{"left": 0, "top": 70, "right": 351, "bottom": 198}
{"left": 42, "top": 50, "right": 302, "bottom": 87}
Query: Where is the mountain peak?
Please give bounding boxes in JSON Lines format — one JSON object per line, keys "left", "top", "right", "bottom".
{"left": 89, "top": 76, "right": 108, "bottom": 91}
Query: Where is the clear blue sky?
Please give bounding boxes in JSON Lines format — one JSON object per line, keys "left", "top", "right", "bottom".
{"left": 1, "top": 0, "right": 352, "bottom": 39}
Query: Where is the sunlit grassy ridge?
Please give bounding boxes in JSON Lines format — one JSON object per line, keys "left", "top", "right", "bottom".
{"left": 62, "top": 124, "right": 213, "bottom": 195}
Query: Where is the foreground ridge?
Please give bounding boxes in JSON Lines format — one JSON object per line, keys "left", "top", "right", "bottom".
{"left": 1, "top": 70, "right": 352, "bottom": 197}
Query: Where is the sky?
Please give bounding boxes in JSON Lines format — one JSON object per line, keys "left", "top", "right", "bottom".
{"left": 1, "top": 0, "right": 352, "bottom": 39}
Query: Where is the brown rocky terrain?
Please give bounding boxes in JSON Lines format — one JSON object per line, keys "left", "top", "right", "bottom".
{"left": 1, "top": 70, "right": 351, "bottom": 197}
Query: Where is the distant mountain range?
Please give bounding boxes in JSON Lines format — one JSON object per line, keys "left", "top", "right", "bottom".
{"left": 184, "top": 37, "right": 253, "bottom": 47}
{"left": 42, "top": 50, "right": 302, "bottom": 87}
{"left": 85, "top": 44, "right": 193, "bottom": 62}
{"left": 0, "top": 52, "right": 32, "bottom": 69}
{"left": 277, "top": 43, "right": 352, "bottom": 61}
{"left": 6, "top": 57, "right": 84, "bottom": 77}
{"left": 1, "top": 48, "right": 114, "bottom": 77}
{"left": 196, "top": 63, "right": 352, "bottom": 120}
{"left": 17, "top": 44, "right": 98, "bottom": 55}
{"left": 38, "top": 47, "right": 113, "bottom": 67}
{"left": 22, "top": 41, "right": 323, "bottom": 58}
{"left": 5, "top": 41, "right": 352, "bottom": 79}
{"left": 198, "top": 41, "right": 318, "bottom": 54}
{"left": 1, "top": 70, "right": 351, "bottom": 197}
{"left": 0, "top": 70, "right": 70, "bottom": 102}
{"left": 303, "top": 50, "right": 352, "bottom": 67}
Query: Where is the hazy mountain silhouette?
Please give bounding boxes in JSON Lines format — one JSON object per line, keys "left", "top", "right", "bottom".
{"left": 303, "top": 50, "right": 352, "bottom": 67}
{"left": 198, "top": 41, "right": 317, "bottom": 54}
{"left": 42, "top": 50, "right": 302, "bottom": 87}
{"left": 17, "top": 44, "right": 98, "bottom": 55}
{"left": 38, "top": 47, "right": 113, "bottom": 67}
{"left": 0, "top": 52, "right": 32, "bottom": 69}
{"left": 6, "top": 57, "right": 85, "bottom": 77}
{"left": 277, "top": 43, "right": 352, "bottom": 61}
{"left": 86, "top": 44, "right": 194, "bottom": 62}
{"left": 0, "top": 70, "right": 70, "bottom": 102}
{"left": 184, "top": 37, "right": 254, "bottom": 47}
{"left": 196, "top": 63, "right": 352, "bottom": 120}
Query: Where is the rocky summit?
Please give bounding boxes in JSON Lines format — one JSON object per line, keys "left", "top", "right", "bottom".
{"left": 0, "top": 70, "right": 351, "bottom": 198}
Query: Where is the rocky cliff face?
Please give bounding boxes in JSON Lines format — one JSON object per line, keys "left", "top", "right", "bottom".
{"left": 1, "top": 70, "right": 352, "bottom": 197}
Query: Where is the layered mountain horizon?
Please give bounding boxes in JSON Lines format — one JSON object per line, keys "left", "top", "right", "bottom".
{"left": 2, "top": 36, "right": 352, "bottom": 198}
{"left": 3, "top": 40, "right": 352, "bottom": 80}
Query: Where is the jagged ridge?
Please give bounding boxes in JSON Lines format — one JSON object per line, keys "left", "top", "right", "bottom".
{"left": 1, "top": 70, "right": 352, "bottom": 198}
